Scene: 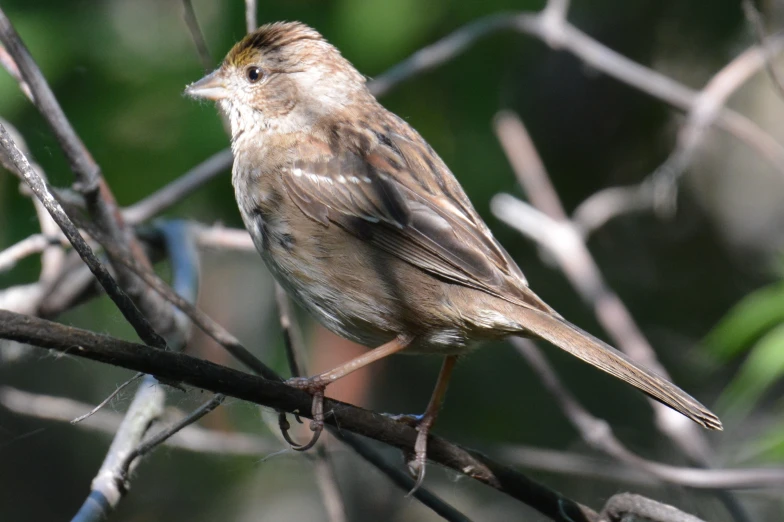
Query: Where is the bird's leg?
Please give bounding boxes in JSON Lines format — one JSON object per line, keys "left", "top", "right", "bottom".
{"left": 285, "top": 335, "right": 412, "bottom": 451}
{"left": 407, "top": 355, "right": 458, "bottom": 494}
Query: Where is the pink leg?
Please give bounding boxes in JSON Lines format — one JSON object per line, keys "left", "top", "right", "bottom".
{"left": 285, "top": 335, "right": 412, "bottom": 450}
{"left": 408, "top": 355, "right": 458, "bottom": 493}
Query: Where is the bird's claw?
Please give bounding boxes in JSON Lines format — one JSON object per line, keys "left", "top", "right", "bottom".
{"left": 405, "top": 419, "right": 431, "bottom": 496}
{"left": 282, "top": 377, "right": 326, "bottom": 451}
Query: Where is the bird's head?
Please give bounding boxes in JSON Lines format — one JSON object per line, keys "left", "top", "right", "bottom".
{"left": 185, "top": 22, "right": 368, "bottom": 143}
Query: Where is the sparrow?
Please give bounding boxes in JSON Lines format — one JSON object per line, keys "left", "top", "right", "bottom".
{"left": 185, "top": 21, "right": 722, "bottom": 489}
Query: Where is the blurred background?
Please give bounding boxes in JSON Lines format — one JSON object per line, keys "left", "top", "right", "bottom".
{"left": 1, "top": 0, "right": 784, "bottom": 520}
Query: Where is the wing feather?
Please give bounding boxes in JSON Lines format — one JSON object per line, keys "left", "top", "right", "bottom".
{"left": 281, "top": 129, "right": 549, "bottom": 311}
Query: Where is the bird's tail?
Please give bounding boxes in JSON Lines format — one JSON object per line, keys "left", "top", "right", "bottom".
{"left": 514, "top": 305, "right": 722, "bottom": 431}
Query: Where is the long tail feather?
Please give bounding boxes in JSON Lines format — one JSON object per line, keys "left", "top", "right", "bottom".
{"left": 516, "top": 306, "right": 722, "bottom": 431}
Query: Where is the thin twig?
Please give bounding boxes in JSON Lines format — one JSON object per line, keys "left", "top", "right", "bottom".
{"left": 501, "top": 445, "right": 658, "bottom": 486}
{"left": 0, "top": 6, "right": 180, "bottom": 344}
{"left": 650, "top": 33, "right": 784, "bottom": 214}
{"left": 601, "top": 493, "right": 706, "bottom": 522}
{"left": 310, "top": 446, "right": 348, "bottom": 522}
{"left": 491, "top": 112, "right": 711, "bottom": 461}
{"left": 71, "top": 373, "right": 143, "bottom": 424}
{"left": 275, "top": 282, "right": 305, "bottom": 379}
{"left": 181, "top": 0, "right": 213, "bottom": 71}
{"left": 71, "top": 220, "right": 209, "bottom": 521}
{"left": 119, "top": 394, "right": 226, "bottom": 488}
{"left": 367, "top": 11, "right": 784, "bottom": 173}
{"left": 511, "top": 338, "right": 784, "bottom": 490}
{"left": 0, "top": 386, "right": 274, "bottom": 456}
{"left": 193, "top": 224, "right": 255, "bottom": 251}
{"left": 245, "top": 0, "right": 257, "bottom": 33}
{"left": 742, "top": 0, "right": 784, "bottom": 101}
{"left": 123, "top": 149, "right": 233, "bottom": 225}
{"left": 0, "top": 42, "right": 32, "bottom": 99}
{"left": 571, "top": 183, "right": 655, "bottom": 237}
{"left": 0, "top": 123, "right": 167, "bottom": 350}
{"left": 271, "top": 241, "right": 344, "bottom": 521}
{"left": 85, "top": 218, "right": 278, "bottom": 380}
{"left": 336, "top": 432, "right": 474, "bottom": 522}
{"left": 0, "top": 234, "right": 59, "bottom": 273}
{"left": 71, "top": 375, "right": 166, "bottom": 522}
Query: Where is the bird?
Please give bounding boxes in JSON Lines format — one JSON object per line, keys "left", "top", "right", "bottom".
{"left": 185, "top": 21, "right": 722, "bottom": 489}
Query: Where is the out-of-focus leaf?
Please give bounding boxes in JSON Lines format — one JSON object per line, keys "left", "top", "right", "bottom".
{"left": 703, "top": 283, "right": 784, "bottom": 361}
{"left": 333, "top": 0, "right": 446, "bottom": 68}
{"left": 716, "top": 324, "right": 784, "bottom": 419}
{"left": 742, "top": 413, "right": 784, "bottom": 462}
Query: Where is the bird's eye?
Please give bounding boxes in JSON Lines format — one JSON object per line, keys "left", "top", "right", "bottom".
{"left": 246, "top": 66, "right": 263, "bottom": 83}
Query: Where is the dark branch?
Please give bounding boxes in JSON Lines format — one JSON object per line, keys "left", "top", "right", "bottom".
{"left": 0, "top": 309, "right": 597, "bottom": 522}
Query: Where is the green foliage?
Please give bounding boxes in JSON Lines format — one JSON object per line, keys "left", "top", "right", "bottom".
{"left": 715, "top": 323, "right": 784, "bottom": 419}
{"left": 705, "top": 282, "right": 784, "bottom": 361}
{"left": 744, "top": 412, "right": 784, "bottom": 462}
{"left": 705, "top": 276, "right": 784, "bottom": 422}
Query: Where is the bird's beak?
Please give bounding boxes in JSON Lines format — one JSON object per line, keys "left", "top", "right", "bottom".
{"left": 185, "top": 70, "right": 229, "bottom": 101}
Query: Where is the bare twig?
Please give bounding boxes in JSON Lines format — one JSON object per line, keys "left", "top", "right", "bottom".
{"left": 311, "top": 446, "right": 348, "bottom": 522}
{"left": 571, "top": 183, "right": 656, "bottom": 237}
{"left": 501, "top": 445, "right": 658, "bottom": 486}
{"left": 182, "top": 0, "right": 213, "bottom": 71}
{"left": 119, "top": 394, "right": 226, "bottom": 487}
{"left": 85, "top": 219, "right": 279, "bottom": 380}
{"left": 123, "top": 149, "right": 233, "bottom": 225}
{"left": 72, "top": 220, "right": 206, "bottom": 522}
{"left": 71, "top": 375, "right": 166, "bottom": 522}
{"left": 491, "top": 112, "right": 711, "bottom": 461}
{"left": 742, "top": 0, "right": 784, "bottom": 101}
{"left": 650, "top": 33, "right": 784, "bottom": 214}
{"left": 71, "top": 373, "right": 143, "bottom": 425}
{"left": 275, "top": 283, "right": 306, "bottom": 379}
{"left": 511, "top": 338, "right": 784, "bottom": 490}
{"left": 0, "top": 386, "right": 274, "bottom": 456}
{"left": 193, "top": 224, "right": 255, "bottom": 251}
{"left": 601, "top": 493, "right": 706, "bottom": 522}
{"left": 0, "top": 6, "right": 179, "bottom": 343}
{"left": 542, "top": 0, "right": 570, "bottom": 24}
{"left": 245, "top": 0, "right": 257, "bottom": 33}
{"left": 0, "top": 117, "right": 67, "bottom": 304}
{"left": 0, "top": 123, "right": 167, "bottom": 350}
{"left": 271, "top": 252, "right": 344, "bottom": 522}
{"left": 367, "top": 11, "right": 784, "bottom": 174}
{"left": 0, "top": 234, "right": 59, "bottom": 273}
{"left": 0, "top": 43, "right": 32, "bottom": 99}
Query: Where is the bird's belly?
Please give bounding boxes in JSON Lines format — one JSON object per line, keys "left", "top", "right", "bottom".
{"left": 241, "top": 198, "right": 496, "bottom": 355}
{"left": 252, "top": 223, "right": 396, "bottom": 349}
{"left": 266, "top": 252, "right": 395, "bottom": 348}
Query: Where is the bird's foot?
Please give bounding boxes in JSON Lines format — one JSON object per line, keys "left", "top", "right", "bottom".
{"left": 381, "top": 411, "right": 432, "bottom": 493}
{"left": 282, "top": 376, "right": 327, "bottom": 451}
{"left": 406, "top": 415, "right": 433, "bottom": 496}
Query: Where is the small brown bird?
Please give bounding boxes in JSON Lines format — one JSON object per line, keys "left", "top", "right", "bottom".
{"left": 186, "top": 21, "right": 721, "bottom": 487}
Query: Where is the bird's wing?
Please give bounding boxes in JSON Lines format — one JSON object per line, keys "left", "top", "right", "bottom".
{"left": 281, "top": 126, "right": 552, "bottom": 312}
